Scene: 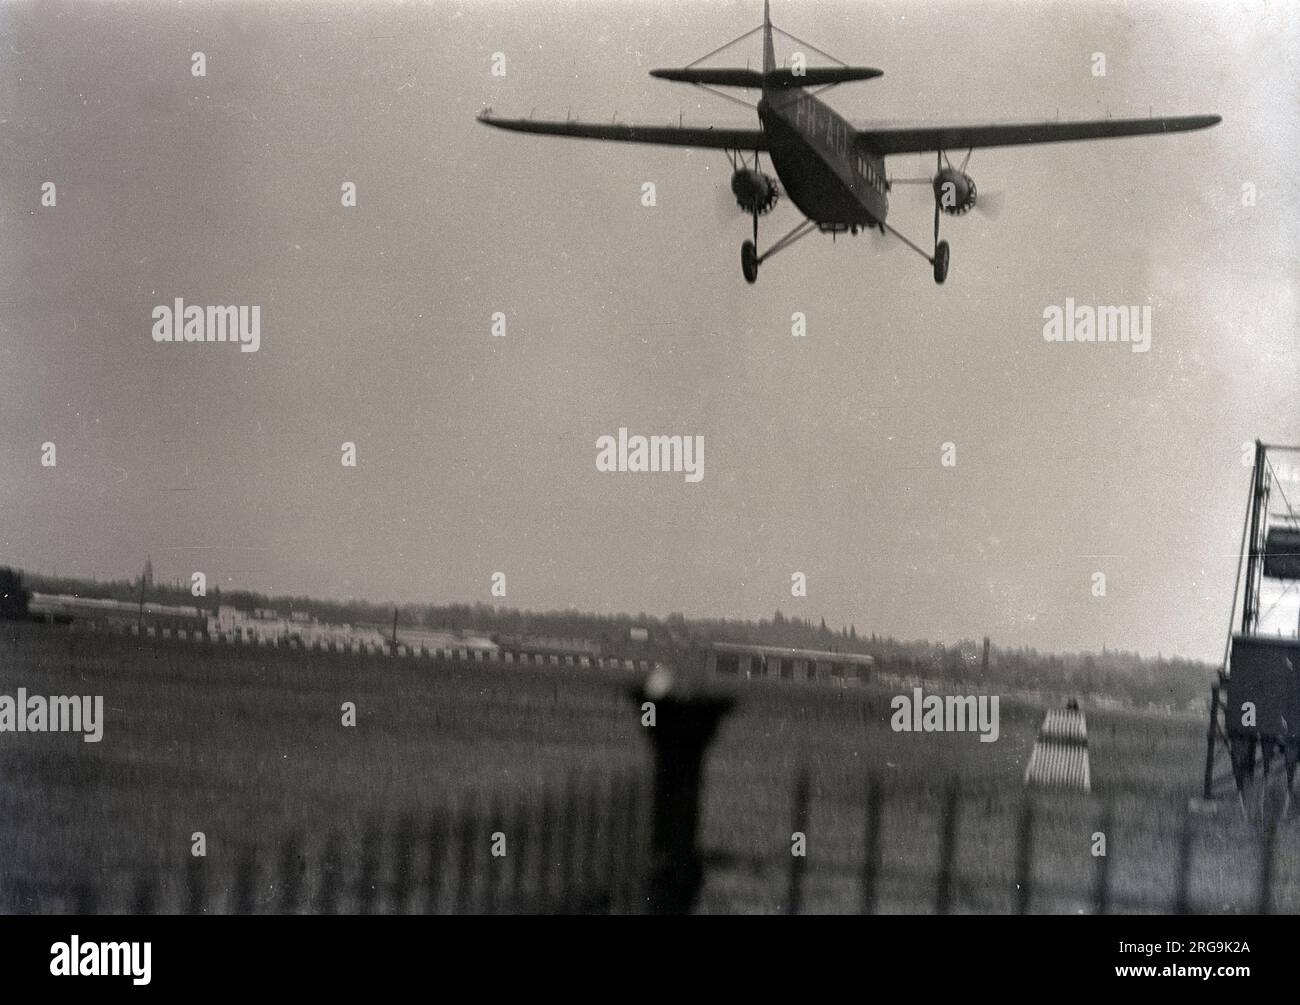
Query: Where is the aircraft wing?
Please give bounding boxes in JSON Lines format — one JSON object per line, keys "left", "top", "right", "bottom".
{"left": 856, "top": 114, "right": 1220, "bottom": 155}
{"left": 478, "top": 110, "right": 767, "bottom": 151}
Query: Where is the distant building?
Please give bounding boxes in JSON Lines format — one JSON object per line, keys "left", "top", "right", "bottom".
{"left": 701, "top": 641, "right": 873, "bottom": 686}
{"left": 209, "top": 605, "right": 373, "bottom": 646}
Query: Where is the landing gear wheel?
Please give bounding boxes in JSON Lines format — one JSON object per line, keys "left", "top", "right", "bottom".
{"left": 741, "top": 240, "right": 759, "bottom": 284}
{"left": 933, "top": 240, "right": 950, "bottom": 285}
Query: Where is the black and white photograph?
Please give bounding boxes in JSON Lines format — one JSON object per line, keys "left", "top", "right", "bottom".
{"left": 0, "top": 0, "right": 1296, "bottom": 981}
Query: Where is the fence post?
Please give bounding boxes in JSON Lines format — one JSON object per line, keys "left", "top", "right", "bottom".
{"left": 1173, "top": 811, "right": 1194, "bottom": 913}
{"left": 935, "top": 782, "right": 959, "bottom": 914}
{"left": 536, "top": 791, "right": 557, "bottom": 910}
{"left": 786, "top": 768, "right": 811, "bottom": 915}
{"left": 618, "top": 775, "right": 645, "bottom": 913}
{"left": 633, "top": 672, "right": 734, "bottom": 915}
{"left": 234, "top": 854, "right": 258, "bottom": 914}
{"left": 603, "top": 778, "right": 628, "bottom": 913}
{"left": 559, "top": 779, "right": 582, "bottom": 912}
{"left": 1014, "top": 797, "right": 1034, "bottom": 914}
{"left": 316, "top": 835, "right": 343, "bottom": 914}
{"left": 356, "top": 825, "right": 382, "bottom": 915}
{"left": 132, "top": 869, "right": 156, "bottom": 915}
{"left": 580, "top": 776, "right": 604, "bottom": 910}
{"left": 860, "top": 776, "right": 883, "bottom": 915}
{"left": 391, "top": 815, "right": 417, "bottom": 915}
{"left": 185, "top": 853, "right": 206, "bottom": 915}
{"left": 1092, "top": 801, "right": 1112, "bottom": 915}
{"left": 74, "top": 882, "right": 98, "bottom": 915}
{"left": 424, "top": 815, "right": 448, "bottom": 915}
{"left": 278, "top": 834, "right": 303, "bottom": 914}
{"left": 1203, "top": 684, "right": 1220, "bottom": 799}
{"left": 455, "top": 796, "right": 479, "bottom": 914}
{"left": 484, "top": 798, "right": 504, "bottom": 916}
{"left": 510, "top": 799, "right": 533, "bottom": 913}
{"left": 1257, "top": 820, "right": 1277, "bottom": 914}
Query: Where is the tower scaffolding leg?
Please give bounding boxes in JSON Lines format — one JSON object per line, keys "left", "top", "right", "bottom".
{"left": 1203, "top": 683, "right": 1220, "bottom": 800}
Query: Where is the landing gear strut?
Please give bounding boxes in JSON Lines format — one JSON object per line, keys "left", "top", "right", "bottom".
{"left": 881, "top": 149, "right": 954, "bottom": 284}
{"left": 740, "top": 209, "right": 818, "bottom": 284}
{"left": 930, "top": 150, "right": 950, "bottom": 285}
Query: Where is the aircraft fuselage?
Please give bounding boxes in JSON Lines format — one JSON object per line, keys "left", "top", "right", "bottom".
{"left": 759, "top": 87, "right": 888, "bottom": 228}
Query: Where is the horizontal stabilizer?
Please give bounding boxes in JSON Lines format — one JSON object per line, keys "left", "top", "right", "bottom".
{"left": 650, "top": 67, "right": 765, "bottom": 87}
{"left": 766, "top": 66, "right": 883, "bottom": 86}
{"left": 649, "top": 66, "right": 883, "bottom": 88}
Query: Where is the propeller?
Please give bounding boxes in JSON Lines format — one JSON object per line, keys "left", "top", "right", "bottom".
{"left": 715, "top": 148, "right": 754, "bottom": 223}
{"left": 954, "top": 147, "right": 1004, "bottom": 219}
{"left": 714, "top": 179, "right": 739, "bottom": 224}
{"left": 973, "top": 188, "right": 1005, "bottom": 220}
{"left": 892, "top": 150, "right": 1006, "bottom": 221}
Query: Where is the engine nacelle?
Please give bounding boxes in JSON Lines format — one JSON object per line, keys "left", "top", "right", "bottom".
{"left": 731, "top": 168, "right": 780, "bottom": 215}
{"left": 933, "top": 168, "right": 977, "bottom": 216}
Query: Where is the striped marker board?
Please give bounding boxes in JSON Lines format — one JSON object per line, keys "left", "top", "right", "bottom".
{"left": 1024, "top": 706, "right": 1091, "bottom": 792}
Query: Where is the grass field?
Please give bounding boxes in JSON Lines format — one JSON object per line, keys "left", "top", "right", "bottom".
{"left": 1, "top": 621, "right": 1294, "bottom": 914}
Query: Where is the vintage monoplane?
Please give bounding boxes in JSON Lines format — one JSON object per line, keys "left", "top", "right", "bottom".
{"left": 479, "top": 1, "right": 1219, "bottom": 284}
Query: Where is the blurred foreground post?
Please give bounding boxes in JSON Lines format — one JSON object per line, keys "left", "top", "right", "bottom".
{"left": 633, "top": 669, "right": 734, "bottom": 915}
{"left": 1202, "top": 683, "right": 1220, "bottom": 800}
{"left": 786, "top": 768, "right": 810, "bottom": 915}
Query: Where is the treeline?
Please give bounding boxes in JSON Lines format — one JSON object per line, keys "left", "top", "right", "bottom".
{"left": 15, "top": 568, "right": 1213, "bottom": 709}
{"left": 890, "top": 640, "right": 1211, "bottom": 710}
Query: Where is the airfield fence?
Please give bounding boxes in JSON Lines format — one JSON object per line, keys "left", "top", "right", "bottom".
{"left": 756, "top": 770, "right": 1290, "bottom": 915}
{"left": 3, "top": 772, "right": 650, "bottom": 915}
{"left": 5, "top": 771, "right": 1291, "bottom": 916}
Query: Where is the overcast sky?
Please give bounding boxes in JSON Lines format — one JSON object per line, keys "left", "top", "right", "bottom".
{"left": 0, "top": 0, "right": 1296, "bottom": 662}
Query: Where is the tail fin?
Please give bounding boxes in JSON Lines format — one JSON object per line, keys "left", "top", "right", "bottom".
{"left": 762, "top": 0, "right": 775, "bottom": 75}
{"left": 648, "top": 3, "right": 883, "bottom": 92}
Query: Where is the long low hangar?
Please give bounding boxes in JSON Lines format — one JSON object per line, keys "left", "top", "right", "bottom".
{"left": 702, "top": 641, "right": 874, "bottom": 684}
